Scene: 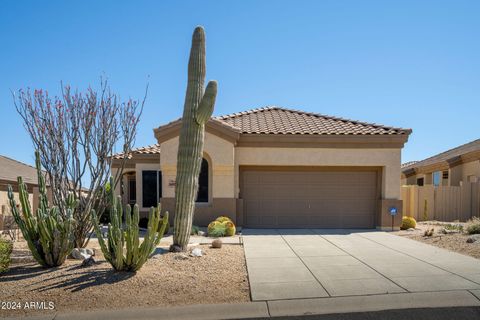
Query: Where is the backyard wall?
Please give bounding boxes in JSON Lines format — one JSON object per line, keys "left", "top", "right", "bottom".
{"left": 401, "top": 182, "right": 480, "bottom": 222}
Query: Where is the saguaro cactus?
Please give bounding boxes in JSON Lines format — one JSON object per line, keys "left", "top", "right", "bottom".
{"left": 7, "top": 151, "right": 76, "bottom": 267}
{"left": 91, "top": 183, "right": 169, "bottom": 272}
{"left": 171, "top": 26, "right": 217, "bottom": 251}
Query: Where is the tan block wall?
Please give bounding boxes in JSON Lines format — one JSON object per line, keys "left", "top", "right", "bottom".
{"left": 159, "top": 132, "right": 235, "bottom": 199}
{"left": 235, "top": 147, "right": 402, "bottom": 199}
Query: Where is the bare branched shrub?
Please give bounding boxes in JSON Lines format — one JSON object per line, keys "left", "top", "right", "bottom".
{"left": 14, "top": 80, "right": 146, "bottom": 247}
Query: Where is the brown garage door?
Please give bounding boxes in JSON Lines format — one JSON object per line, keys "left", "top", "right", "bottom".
{"left": 241, "top": 168, "right": 378, "bottom": 228}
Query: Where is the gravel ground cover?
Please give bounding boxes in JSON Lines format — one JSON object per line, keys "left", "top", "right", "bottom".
{"left": 393, "top": 221, "right": 480, "bottom": 259}
{"left": 0, "top": 241, "right": 250, "bottom": 317}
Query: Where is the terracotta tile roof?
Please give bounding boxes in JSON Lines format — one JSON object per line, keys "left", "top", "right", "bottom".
{"left": 111, "top": 144, "right": 161, "bottom": 160}
{"left": 402, "top": 139, "right": 480, "bottom": 171}
{"left": 0, "top": 155, "right": 39, "bottom": 184}
{"left": 214, "top": 106, "right": 411, "bottom": 135}
{"left": 401, "top": 161, "right": 419, "bottom": 169}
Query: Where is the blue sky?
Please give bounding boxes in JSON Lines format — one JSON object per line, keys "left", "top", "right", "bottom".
{"left": 1, "top": 0, "right": 479, "bottom": 167}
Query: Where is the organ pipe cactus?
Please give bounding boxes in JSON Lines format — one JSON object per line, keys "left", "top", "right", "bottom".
{"left": 91, "top": 182, "right": 168, "bottom": 272}
{"left": 171, "top": 26, "right": 217, "bottom": 251}
{"left": 7, "top": 151, "right": 76, "bottom": 267}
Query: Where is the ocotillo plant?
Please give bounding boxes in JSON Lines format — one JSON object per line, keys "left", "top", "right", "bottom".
{"left": 171, "top": 26, "right": 217, "bottom": 252}
{"left": 91, "top": 187, "right": 168, "bottom": 272}
{"left": 7, "top": 151, "right": 76, "bottom": 267}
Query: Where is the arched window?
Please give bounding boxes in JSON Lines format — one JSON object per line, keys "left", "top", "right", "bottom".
{"left": 196, "top": 158, "right": 209, "bottom": 202}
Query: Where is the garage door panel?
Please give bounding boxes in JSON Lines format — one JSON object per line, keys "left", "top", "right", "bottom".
{"left": 242, "top": 168, "right": 377, "bottom": 228}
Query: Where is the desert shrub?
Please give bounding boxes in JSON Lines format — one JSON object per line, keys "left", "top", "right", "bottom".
{"left": 208, "top": 224, "right": 226, "bottom": 237}
{"left": 191, "top": 225, "right": 200, "bottom": 235}
{"left": 423, "top": 228, "right": 434, "bottom": 237}
{"left": 401, "top": 216, "right": 417, "bottom": 230}
{"left": 0, "top": 238, "right": 13, "bottom": 273}
{"left": 443, "top": 224, "right": 463, "bottom": 232}
{"left": 467, "top": 218, "right": 480, "bottom": 235}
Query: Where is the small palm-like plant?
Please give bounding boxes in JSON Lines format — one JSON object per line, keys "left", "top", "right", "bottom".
{"left": 91, "top": 182, "right": 168, "bottom": 272}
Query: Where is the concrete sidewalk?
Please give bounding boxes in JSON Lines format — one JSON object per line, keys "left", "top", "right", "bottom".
{"left": 4, "top": 290, "right": 480, "bottom": 320}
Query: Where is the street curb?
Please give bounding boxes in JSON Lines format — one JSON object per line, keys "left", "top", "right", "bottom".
{"left": 3, "top": 290, "right": 480, "bottom": 320}
{"left": 267, "top": 290, "right": 480, "bottom": 317}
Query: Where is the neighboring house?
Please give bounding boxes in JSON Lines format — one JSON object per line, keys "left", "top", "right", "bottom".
{"left": 401, "top": 139, "right": 480, "bottom": 187}
{"left": 111, "top": 106, "right": 411, "bottom": 229}
{"left": 0, "top": 155, "right": 39, "bottom": 229}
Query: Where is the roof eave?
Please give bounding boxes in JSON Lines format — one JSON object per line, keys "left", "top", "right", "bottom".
{"left": 154, "top": 118, "right": 241, "bottom": 144}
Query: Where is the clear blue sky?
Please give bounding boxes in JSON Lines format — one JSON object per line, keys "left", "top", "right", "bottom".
{"left": 1, "top": 0, "right": 479, "bottom": 167}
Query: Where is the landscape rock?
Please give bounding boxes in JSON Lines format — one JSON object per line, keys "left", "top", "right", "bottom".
{"left": 190, "top": 248, "right": 203, "bottom": 257}
{"left": 174, "top": 254, "right": 189, "bottom": 260}
{"left": 407, "top": 228, "right": 415, "bottom": 232}
{"left": 211, "top": 239, "right": 222, "bottom": 249}
{"left": 197, "top": 230, "right": 206, "bottom": 236}
{"left": 466, "top": 234, "right": 480, "bottom": 243}
{"left": 80, "top": 257, "right": 96, "bottom": 267}
{"left": 71, "top": 248, "right": 94, "bottom": 260}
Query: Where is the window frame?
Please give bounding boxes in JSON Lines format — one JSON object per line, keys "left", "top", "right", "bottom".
{"left": 195, "top": 158, "right": 209, "bottom": 204}
{"left": 141, "top": 170, "right": 162, "bottom": 209}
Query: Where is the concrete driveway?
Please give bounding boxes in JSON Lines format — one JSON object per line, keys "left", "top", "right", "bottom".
{"left": 242, "top": 229, "right": 480, "bottom": 301}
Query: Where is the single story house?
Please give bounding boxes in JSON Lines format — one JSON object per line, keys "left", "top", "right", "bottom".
{"left": 0, "top": 155, "right": 41, "bottom": 230}
{"left": 401, "top": 139, "right": 480, "bottom": 187}
{"left": 111, "top": 106, "right": 411, "bottom": 229}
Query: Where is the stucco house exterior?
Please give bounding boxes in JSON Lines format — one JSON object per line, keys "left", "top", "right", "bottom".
{"left": 401, "top": 139, "right": 480, "bottom": 187}
{"left": 112, "top": 106, "right": 411, "bottom": 230}
{"left": 0, "top": 155, "right": 39, "bottom": 230}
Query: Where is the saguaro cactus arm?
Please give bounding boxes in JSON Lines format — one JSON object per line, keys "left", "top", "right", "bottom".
{"left": 196, "top": 80, "right": 217, "bottom": 125}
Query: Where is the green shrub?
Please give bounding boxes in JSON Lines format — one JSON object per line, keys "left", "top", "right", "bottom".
{"left": 208, "top": 224, "right": 227, "bottom": 237}
{"left": 0, "top": 238, "right": 13, "bottom": 273}
{"left": 467, "top": 218, "right": 480, "bottom": 235}
{"left": 444, "top": 224, "right": 463, "bottom": 232}
{"left": 401, "top": 216, "right": 417, "bottom": 230}
{"left": 191, "top": 225, "right": 200, "bottom": 235}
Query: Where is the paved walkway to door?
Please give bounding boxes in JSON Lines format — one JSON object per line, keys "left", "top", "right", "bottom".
{"left": 242, "top": 229, "right": 480, "bottom": 301}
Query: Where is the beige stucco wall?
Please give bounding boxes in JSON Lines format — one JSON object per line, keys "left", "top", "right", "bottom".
{"left": 460, "top": 160, "right": 480, "bottom": 184}
{"left": 234, "top": 147, "right": 402, "bottom": 199}
{"left": 405, "top": 160, "right": 480, "bottom": 187}
{"left": 159, "top": 132, "right": 235, "bottom": 200}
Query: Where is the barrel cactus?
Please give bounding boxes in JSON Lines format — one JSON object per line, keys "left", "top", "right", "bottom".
{"left": 401, "top": 216, "right": 417, "bottom": 230}
{"left": 208, "top": 217, "right": 236, "bottom": 237}
{"left": 224, "top": 221, "right": 236, "bottom": 236}
{"left": 215, "top": 216, "right": 232, "bottom": 223}
{"left": 91, "top": 184, "right": 168, "bottom": 272}
{"left": 7, "top": 151, "right": 76, "bottom": 267}
{"left": 171, "top": 26, "right": 217, "bottom": 251}
{"left": 208, "top": 220, "right": 223, "bottom": 235}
